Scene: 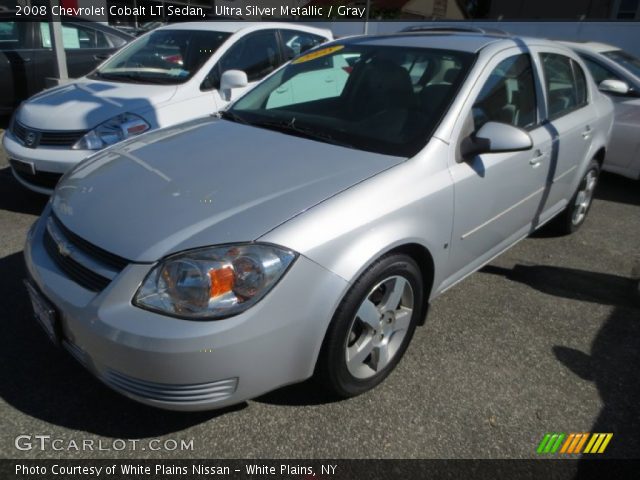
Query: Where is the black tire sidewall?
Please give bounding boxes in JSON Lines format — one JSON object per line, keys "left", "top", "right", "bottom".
{"left": 559, "top": 159, "right": 600, "bottom": 234}
{"left": 318, "top": 254, "right": 424, "bottom": 398}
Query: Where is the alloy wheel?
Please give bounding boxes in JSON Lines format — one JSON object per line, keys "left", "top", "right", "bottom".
{"left": 345, "top": 275, "right": 414, "bottom": 379}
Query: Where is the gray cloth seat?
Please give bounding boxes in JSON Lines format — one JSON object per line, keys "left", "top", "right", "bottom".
{"left": 343, "top": 58, "right": 415, "bottom": 119}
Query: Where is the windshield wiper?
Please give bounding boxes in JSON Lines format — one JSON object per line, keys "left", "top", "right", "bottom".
{"left": 92, "top": 71, "right": 178, "bottom": 84}
{"left": 92, "top": 71, "right": 146, "bottom": 83}
{"left": 249, "top": 118, "right": 354, "bottom": 149}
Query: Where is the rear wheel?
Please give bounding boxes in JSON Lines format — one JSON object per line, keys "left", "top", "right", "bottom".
{"left": 316, "top": 254, "right": 424, "bottom": 398}
{"left": 554, "top": 159, "right": 600, "bottom": 235}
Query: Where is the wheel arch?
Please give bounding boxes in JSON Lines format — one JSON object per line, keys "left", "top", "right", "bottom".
{"left": 593, "top": 146, "right": 606, "bottom": 168}
{"left": 385, "top": 243, "right": 435, "bottom": 326}
{"left": 331, "top": 241, "right": 437, "bottom": 329}
{"left": 312, "top": 241, "right": 437, "bottom": 385}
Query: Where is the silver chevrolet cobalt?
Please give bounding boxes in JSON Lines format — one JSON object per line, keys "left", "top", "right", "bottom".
{"left": 24, "top": 31, "right": 613, "bottom": 410}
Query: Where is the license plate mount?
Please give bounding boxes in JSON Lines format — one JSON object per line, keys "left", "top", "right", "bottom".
{"left": 24, "top": 280, "right": 60, "bottom": 346}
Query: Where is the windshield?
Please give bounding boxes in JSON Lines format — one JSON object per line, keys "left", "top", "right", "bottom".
{"left": 602, "top": 49, "right": 640, "bottom": 79}
{"left": 91, "top": 29, "right": 231, "bottom": 85}
{"left": 227, "top": 44, "right": 474, "bottom": 157}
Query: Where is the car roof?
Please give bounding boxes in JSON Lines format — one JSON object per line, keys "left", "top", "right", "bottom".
{"left": 156, "top": 21, "right": 331, "bottom": 37}
{"left": 558, "top": 40, "right": 619, "bottom": 54}
{"left": 340, "top": 32, "right": 547, "bottom": 54}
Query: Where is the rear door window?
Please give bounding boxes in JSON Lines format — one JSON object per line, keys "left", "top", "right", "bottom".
{"left": 540, "top": 53, "right": 589, "bottom": 119}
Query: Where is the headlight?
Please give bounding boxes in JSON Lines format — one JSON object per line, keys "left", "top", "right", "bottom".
{"left": 134, "top": 244, "right": 297, "bottom": 320}
{"left": 73, "top": 113, "right": 150, "bottom": 150}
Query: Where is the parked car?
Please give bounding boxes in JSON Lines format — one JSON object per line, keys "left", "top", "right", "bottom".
{"left": 24, "top": 32, "right": 613, "bottom": 411}
{"left": 3, "top": 22, "right": 332, "bottom": 194}
{"left": 561, "top": 41, "right": 640, "bottom": 180}
{"left": 0, "top": 17, "right": 132, "bottom": 115}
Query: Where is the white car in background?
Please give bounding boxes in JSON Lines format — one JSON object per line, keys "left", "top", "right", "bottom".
{"left": 561, "top": 41, "right": 640, "bottom": 180}
{"left": 3, "top": 22, "right": 332, "bottom": 194}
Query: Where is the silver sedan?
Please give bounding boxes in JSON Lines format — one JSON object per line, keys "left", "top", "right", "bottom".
{"left": 24, "top": 32, "right": 613, "bottom": 410}
{"left": 562, "top": 41, "right": 640, "bottom": 180}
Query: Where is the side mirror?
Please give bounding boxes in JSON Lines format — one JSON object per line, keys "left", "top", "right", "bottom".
{"left": 220, "top": 70, "right": 248, "bottom": 101}
{"left": 460, "top": 121, "right": 533, "bottom": 159}
{"left": 598, "top": 79, "right": 630, "bottom": 95}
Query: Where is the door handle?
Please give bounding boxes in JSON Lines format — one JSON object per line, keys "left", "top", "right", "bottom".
{"left": 581, "top": 125, "right": 592, "bottom": 139}
{"left": 530, "top": 149, "right": 545, "bottom": 167}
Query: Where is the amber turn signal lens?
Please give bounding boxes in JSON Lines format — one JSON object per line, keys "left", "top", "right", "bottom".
{"left": 208, "top": 266, "right": 235, "bottom": 298}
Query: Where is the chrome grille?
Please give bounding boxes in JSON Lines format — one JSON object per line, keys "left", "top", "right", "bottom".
{"left": 12, "top": 121, "right": 86, "bottom": 148}
{"left": 52, "top": 214, "right": 129, "bottom": 271}
{"left": 12, "top": 121, "right": 27, "bottom": 143}
{"left": 42, "top": 214, "right": 130, "bottom": 292}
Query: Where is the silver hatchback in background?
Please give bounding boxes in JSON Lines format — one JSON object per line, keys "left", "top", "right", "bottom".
{"left": 24, "top": 32, "right": 613, "bottom": 411}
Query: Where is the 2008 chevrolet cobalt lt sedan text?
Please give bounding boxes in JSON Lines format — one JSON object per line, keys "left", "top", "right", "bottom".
{"left": 24, "top": 32, "right": 613, "bottom": 411}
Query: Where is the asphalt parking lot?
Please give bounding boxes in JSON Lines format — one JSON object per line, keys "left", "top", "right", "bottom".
{"left": 0, "top": 136, "right": 638, "bottom": 460}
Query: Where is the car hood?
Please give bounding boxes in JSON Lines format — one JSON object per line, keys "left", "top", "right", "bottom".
{"left": 17, "top": 79, "right": 177, "bottom": 131}
{"left": 52, "top": 118, "right": 404, "bottom": 262}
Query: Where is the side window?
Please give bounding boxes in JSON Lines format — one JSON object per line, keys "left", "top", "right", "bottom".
{"left": 472, "top": 54, "right": 537, "bottom": 131}
{"left": 0, "top": 22, "right": 20, "bottom": 50}
{"left": 540, "top": 53, "right": 587, "bottom": 119}
{"left": 572, "top": 59, "right": 588, "bottom": 107}
{"left": 280, "top": 30, "right": 325, "bottom": 61}
{"left": 105, "top": 32, "right": 127, "bottom": 49}
{"left": 216, "top": 30, "right": 280, "bottom": 85}
{"left": 581, "top": 56, "right": 623, "bottom": 84}
{"left": 40, "top": 23, "right": 109, "bottom": 49}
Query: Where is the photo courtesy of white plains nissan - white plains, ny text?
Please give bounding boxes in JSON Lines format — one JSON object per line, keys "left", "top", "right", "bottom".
{"left": 0, "top": 1, "right": 639, "bottom": 479}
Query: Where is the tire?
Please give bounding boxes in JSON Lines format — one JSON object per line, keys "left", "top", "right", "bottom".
{"left": 316, "top": 254, "right": 424, "bottom": 398}
{"left": 554, "top": 158, "right": 600, "bottom": 235}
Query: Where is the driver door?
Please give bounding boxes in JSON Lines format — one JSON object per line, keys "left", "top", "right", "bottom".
{"left": 446, "top": 50, "right": 552, "bottom": 282}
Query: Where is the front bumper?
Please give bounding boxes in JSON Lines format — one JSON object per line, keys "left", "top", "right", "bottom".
{"left": 3, "top": 131, "right": 92, "bottom": 195}
{"left": 24, "top": 210, "right": 348, "bottom": 411}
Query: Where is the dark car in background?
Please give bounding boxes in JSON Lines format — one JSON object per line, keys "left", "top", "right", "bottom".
{"left": 0, "top": 18, "right": 132, "bottom": 115}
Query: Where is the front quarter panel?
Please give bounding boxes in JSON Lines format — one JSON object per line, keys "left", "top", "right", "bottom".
{"left": 260, "top": 138, "right": 454, "bottom": 301}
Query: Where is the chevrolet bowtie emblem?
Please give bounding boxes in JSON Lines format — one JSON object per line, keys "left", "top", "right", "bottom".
{"left": 24, "top": 131, "right": 37, "bottom": 147}
{"left": 56, "top": 239, "right": 72, "bottom": 258}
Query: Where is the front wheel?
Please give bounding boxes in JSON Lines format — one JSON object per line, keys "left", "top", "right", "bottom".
{"left": 316, "top": 254, "right": 424, "bottom": 398}
{"left": 554, "top": 159, "right": 600, "bottom": 235}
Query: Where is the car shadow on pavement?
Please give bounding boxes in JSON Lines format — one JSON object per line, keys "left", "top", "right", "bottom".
{"left": 0, "top": 251, "right": 245, "bottom": 439}
{"left": 482, "top": 263, "right": 640, "bottom": 458}
{"left": 595, "top": 172, "right": 640, "bottom": 207}
{"left": 0, "top": 167, "right": 49, "bottom": 216}
{"left": 481, "top": 264, "right": 639, "bottom": 308}
{"left": 553, "top": 304, "right": 640, "bottom": 459}
{"left": 254, "top": 379, "right": 342, "bottom": 407}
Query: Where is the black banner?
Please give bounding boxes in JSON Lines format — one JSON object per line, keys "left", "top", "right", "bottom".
{"left": 2, "top": 459, "right": 640, "bottom": 480}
